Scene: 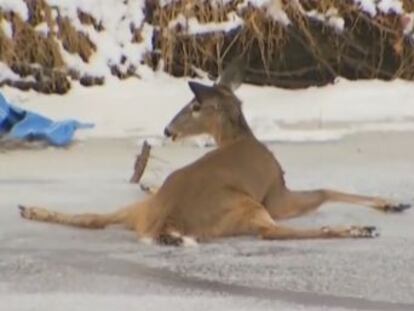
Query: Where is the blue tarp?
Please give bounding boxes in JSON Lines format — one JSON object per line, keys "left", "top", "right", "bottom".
{"left": 0, "top": 92, "right": 93, "bottom": 146}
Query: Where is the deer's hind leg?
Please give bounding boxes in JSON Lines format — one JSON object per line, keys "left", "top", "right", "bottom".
{"left": 264, "top": 188, "right": 411, "bottom": 221}
{"left": 216, "top": 195, "right": 379, "bottom": 240}
{"left": 18, "top": 205, "right": 128, "bottom": 229}
{"left": 320, "top": 189, "right": 411, "bottom": 213}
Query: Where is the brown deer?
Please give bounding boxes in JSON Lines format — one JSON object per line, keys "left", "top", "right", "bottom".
{"left": 19, "top": 62, "right": 410, "bottom": 245}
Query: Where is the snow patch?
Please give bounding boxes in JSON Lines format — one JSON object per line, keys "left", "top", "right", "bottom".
{"left": 42, "top": 0, "right": 152, "bottom": 78}
{"left": 353, "top": 0, "right": 377, "bottom": 16}
{"left": 35, "top": 22, "right": 49, "bottom": 36}
{"left": 170, "top": 12, "right": 243, "bottom": 34}
{"left": 0, "top": 0, "right": 29, "bottom": 21}
{"left": 0, "top": 18, "right": 13, "bottom": 39}
{"left": 306, "top": 8, "right": 345, "bottom": 32}
{"left": 353, "top": 0, "right": 404, "bottom": 16}
{"left": 326, "top": 8, "right": 345, "bottom": 32}
{"left": 402, "top": 13, "right": 414, "bottom": 35}
{"left": 0, "top": 62, "right": 35, "bottom": 83}
{"left": 0, "top": 62, "right": 20, "bottom": 81}
{"left": 265, "top": 0, "right": 291, "bottom": 26}
{"left": 140, "top": 237, "right": 154, "bottom": 245}
{"left": 377, "top": 0, "right": 404, "bottom": 14}
{"left": 182, "top": 236, "right": 199, "bottom": 247}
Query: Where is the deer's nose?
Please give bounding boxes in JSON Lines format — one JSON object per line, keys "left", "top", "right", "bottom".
{"left": 164, "top": 127, "right": 172, "bottom": 137}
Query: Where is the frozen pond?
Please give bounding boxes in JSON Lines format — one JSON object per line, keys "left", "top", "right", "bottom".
{"left": 1, "top": 132, "right": 414, "bottom": 311}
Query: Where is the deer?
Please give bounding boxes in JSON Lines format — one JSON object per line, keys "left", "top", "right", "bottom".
{"left": 19, "top": 60, "right": 411, "bottom": 246}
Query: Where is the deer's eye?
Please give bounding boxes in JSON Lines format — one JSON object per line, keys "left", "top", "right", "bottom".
{"left": 192, "top": 104, "right": 201, "bottom": 112}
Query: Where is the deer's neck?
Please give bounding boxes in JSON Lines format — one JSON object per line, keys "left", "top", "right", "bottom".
{"left": 215, "top": 113, "right": 254, "bottom": 147}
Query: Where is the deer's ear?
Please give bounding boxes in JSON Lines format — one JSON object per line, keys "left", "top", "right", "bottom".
{"left": 188, "top": 81, "right": 216, "bottom": 103}
{"left": 217, "top": 57, "right": 246, "bottom": 91}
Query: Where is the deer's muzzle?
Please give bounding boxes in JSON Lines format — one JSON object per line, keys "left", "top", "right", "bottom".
{"left": 164, "top": 127, "right": 172, "bottom": 137}
{"left": 164, "top": 127, "right": 178, "bottom": 140}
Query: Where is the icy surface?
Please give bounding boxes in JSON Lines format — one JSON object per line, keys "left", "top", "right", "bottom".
{"left": 1, "top": 134, "right": 414, "bottom": 310}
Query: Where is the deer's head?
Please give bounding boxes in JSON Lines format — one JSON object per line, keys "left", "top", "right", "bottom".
{"left": 164, "top": 58, "right": 247, "bottom": 144}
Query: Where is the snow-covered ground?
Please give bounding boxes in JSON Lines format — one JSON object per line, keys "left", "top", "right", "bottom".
{"left": 1, "top": 133, "right": 414, "bottom": 311}
{"left": 2, "top": 75, "right": 414, "bottom": 145}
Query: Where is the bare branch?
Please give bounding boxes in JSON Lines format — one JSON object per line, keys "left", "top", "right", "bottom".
{"left": 130, "top": 141, "right": 152, "bottom": 184}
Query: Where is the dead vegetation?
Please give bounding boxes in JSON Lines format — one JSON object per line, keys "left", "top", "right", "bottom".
{"left": 0, "top": 0, "right": 101, "bottom": 93}
{"left": 77, "top": 10, "right": 104, "bottom": 31}
{"left": 1, "top": 0, "right": 414, "bottom": 93}
{"left": 149, "top": 0, "right": 414, "bottom": 88}
{"left": 0, "top": 8, "right": 70, "bottom": 94}
{"left": 57, "top": 16, "right": 96, "bottom": 63}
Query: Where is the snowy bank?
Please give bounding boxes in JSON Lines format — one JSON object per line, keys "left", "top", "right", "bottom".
{"left": 1, "top": 75, "right": 414, "bottom": 144}
{"left": 2, "top": 0, "right": 414, "bottom": 92}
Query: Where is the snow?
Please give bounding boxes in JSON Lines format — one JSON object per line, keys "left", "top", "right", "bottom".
{"left": 35, "top": 22, "right": 49, "bottom": 36}
{"left": 353, "top": 0, "right": 404, "bottom": 16}
{"left": 265, "top": 0, "right": 290, "bottom": 26}
{"left": 306, "top": 10, "right": 325, "bottom": 22}
{"left": 0, "top": 0, "right": 29, "bottom": 21}
{"left": 402, "top": 13, "right": 414, "bottom": 35}
{"left": 377, "top": 0, "right": 404, "bottom": 14}
{"left": 0, "top": 62, "right": 20, "bottom": 81}
{"left": 0, "top": 62, "right": 35, "bottom": 83}
{"left": 171, "top": 12, "right": 244, "bottom": 35}
{"left": 165, "top": 0, "right": 407, "bottom": 33}
{"left": 353, "top": 0, "right": 377, "bottom": 16}
{"left": 0, "top": 18, "right": 13, "bottom": 39}
{"left": 1, "top": 0, "right": 413, "bottom": 85}
{"left": 306, "top": 8, "right": 345, "bottom": 33}
{"left": 325, "top": 8, "right": 345, "bottom": 32}
{"left": 43, "top": 0, "right": 151, "bottom": 78}
{"left": 2, "top": 75, "right": 414, "bottom": 145}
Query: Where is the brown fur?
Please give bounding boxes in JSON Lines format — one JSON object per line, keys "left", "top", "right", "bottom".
{"left": 19, "top": 61, "right": 410, "bottom": 244}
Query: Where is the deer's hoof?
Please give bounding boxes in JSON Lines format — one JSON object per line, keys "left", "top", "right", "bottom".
{"left": 140, "top": 184, "right": 150, "bottom": 193}
{"left": 18, "top": 205, "right": 29, "bottom": 218}
{"left": 349, "top": 226, "right": 379, "bottom": 238}
{"left": 384, "top": 203, "right": 411, "bottom": 213}
{"left": 157, "top": 233, "right": 183, "bottom": 246}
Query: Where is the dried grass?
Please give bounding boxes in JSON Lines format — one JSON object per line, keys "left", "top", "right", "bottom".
{"left": 0, "top": 1, "right": 101, "bottom": 93}
{"left": 24, "top": 0, "right": 55, "bottom": 28}
{"left": 57, "top": 16, "right": 96, "bottom": 62}
{"left": 0, "top": 15, "right": 15, "bottom": 63}
{"left": 148, "top": 0, "right": 414, "bottom": 88}
{"left": 12, "top": 14, "right": 64, "bottom": 68}
{"left": 2, "top": 0, "right": 414, "bottom": 93}
{"left": 78, "top": 10, "right": 103, "bottom": 31}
